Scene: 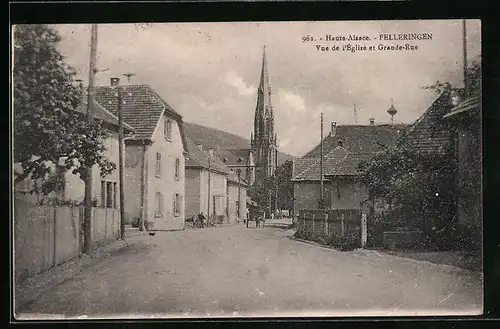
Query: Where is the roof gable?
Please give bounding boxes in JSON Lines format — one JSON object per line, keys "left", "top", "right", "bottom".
{"left": 94, "top": 84, "right": 181, "bottom": 140}
{"left": 398, "top": 91, "right": 455, "bottom": 154}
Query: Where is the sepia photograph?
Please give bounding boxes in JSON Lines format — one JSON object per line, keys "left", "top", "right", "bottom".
{"left": 12, "top": 20, "right": 482, "bottom": 319}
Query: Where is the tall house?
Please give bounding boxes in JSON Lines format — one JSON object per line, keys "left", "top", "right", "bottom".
{"left": 251, "top": 46, "right": 278, "bottom": 185}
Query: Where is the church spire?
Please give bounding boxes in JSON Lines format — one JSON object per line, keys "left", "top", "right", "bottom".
{"left": 254, "top": 45, "right": 273, "bottom": 140}
{"left": 252, "top": 45, "right": 277, "bottom": 182}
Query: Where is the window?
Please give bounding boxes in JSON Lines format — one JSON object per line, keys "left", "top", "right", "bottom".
{"left": 175, "top": 158, "right": 180, "bottom": 180}
{"left": 101, "top": 181, "right": 106, "bottom": 207}
{"left": 155, "top": 191, "right": 163, "bottom": 216}
{"left": 155, "top": 152, "right": 162, "bottom": 177}
{"left": 174, "top": 193, "right": 181, "bottom": 216}
{"left": 113, "top": 182, "right": 118, "bottom": 209}
{"left": 101, "top": 180, "right": 118, "bottom": 208}
{"left": 164, "top": 118, "right": 172, "bottom": 141}
{"left": 106, "top": 182, "right": 113, "bottom": 208}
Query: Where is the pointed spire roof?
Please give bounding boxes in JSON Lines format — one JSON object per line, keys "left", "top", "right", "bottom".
{"left": 254, "top": 45, "right": 274, "bottom": 139}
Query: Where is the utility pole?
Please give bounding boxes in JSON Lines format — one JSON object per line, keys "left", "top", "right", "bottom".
{"left": 208, "top": 149, "right": 212, "bottom": 225}
{"left": 237, "top": 168, "right": 241, "bottom": 219}
{"left": 112, "top": 77, "right": 126, "bottom": 240}
{"left": 274, "top": 148, "right": 278, "bottom": 216}
{"left": 463, "top": 19, "right": 469, "bottom": 99}
{"left": 320, "top": 113, "right": 324, "bottom": 209}
{"left": 83, "top": 24, "right": 98, "bottom": 254}
{"left": 353, "top": 104, "right": 358, "bottom": 124}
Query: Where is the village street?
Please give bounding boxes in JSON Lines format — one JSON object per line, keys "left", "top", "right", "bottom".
{"left": 17, "top": 224, "right": 482, "bottom": 318}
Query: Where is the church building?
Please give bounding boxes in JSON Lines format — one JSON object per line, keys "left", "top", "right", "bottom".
{"left": 250, "top": 46, "right": 278, "bottom": 186}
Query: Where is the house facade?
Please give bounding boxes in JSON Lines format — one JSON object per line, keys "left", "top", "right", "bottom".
{"left": 292, "top": 121, "right": 404, "bottom": 219}
{"left": 227, "top": 170, "right": 248, "bottom": 223}
{"left": 95, "top": 81, "right": 188, "bottom": 231}
{"left": 185, "top": 139, "right": 230, "bottom": 223}
{"left": 14, "top": 98, "right": 135, "bottom": 209}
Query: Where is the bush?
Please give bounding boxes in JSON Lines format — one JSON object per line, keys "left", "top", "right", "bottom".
{"left": 294, "top": 228, "right": 361, "bottom": 251}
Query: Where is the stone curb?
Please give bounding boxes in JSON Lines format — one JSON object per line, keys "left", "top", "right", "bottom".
{"left": 288, "top": 236, "right": 481, "bottom": 277}
{"left": 14, "top": 238, "right": 140, "bottom": 313}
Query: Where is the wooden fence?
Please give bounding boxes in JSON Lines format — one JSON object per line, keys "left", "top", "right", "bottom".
{"left": 14, "top": 196, "right": 120, "bottom": 283}
{"left": 297, "top": 208, "right": 363, "bottom": 238}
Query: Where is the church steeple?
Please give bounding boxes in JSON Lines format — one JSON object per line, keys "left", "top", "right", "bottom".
{"left": 252, "top": 45, "right": 277, "bottom": 182}
{"left": 254, "top": 45, "right": 274, "bottom": 141}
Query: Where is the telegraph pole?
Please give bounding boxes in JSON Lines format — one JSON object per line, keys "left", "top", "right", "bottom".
{"left": 320, "top": 113, "right": 324, "bottom": 208}
{"left": 463, "top": 19, "right": 469, "bottom": 98}
{"left": 274, "top": 148, "right": 278, "bottom": 216}
{"left": 83, "top": 24, "right": 98, "bottom": 254}
{"left": 113, "top": 78, "right": 126, "bottom": 240}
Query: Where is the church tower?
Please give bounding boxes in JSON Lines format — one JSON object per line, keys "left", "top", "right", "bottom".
{"left": 251, "top": 46, "right": 278, "bottom": 186}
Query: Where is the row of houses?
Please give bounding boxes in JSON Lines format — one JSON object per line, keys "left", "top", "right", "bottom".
{"left": 14, "top": 78, "right": 251, "bottom": 232}
{"left": 291, "top": 89, "right": 481, "bottom": 243}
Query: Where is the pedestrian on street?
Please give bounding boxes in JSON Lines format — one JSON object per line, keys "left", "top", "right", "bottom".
{"left": 198, "top": 211, "right": 206, "bottom": 228}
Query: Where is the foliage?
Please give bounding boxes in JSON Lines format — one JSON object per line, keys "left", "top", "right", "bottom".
{"left": 13, "top": 24, "right": 116, "bottom": 195}
{"left": 423, "top": 56, "right": 481, "bottom": 97}
{"left": 274, "top": 160, "right": 293, "bottom": 212}
{"left": 359, "top": 142, "right": 457, "bottom": 234}
{"left": 294, "top": 228, "right": 361, "bottom": 251}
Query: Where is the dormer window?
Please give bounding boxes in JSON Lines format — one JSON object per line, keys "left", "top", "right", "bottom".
{"left": 164, "top": 117, "right": 172, "bottom": 141}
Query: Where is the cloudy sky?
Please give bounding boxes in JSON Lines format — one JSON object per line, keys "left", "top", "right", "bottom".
{"left": 53, "top": 20, "right": 481, "bottom": 156}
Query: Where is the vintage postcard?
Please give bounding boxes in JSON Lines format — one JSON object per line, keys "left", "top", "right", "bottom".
{"left": 12, "top": 20, "right": 482, "bottom": 319}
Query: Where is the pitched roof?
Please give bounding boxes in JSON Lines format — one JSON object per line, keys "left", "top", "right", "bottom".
{"left": 75, "top": 97, "right": 135, "bottom": 133}
{"left": 185, "top": 138, "right": 230, "bottom": 175}
{"left": 293, "top": 124, "right": 404, "bottom": 181}
{"left": 292, "top": 148, "right": 373, "bottom": 181}
{"left": 94, "top": 84, "right": 182, "bottom": 140}
{"left": 443, "top": 94, "right": 481, "bottom": 118}
{"left": 398, "top": 91, "right": 455, "bottom": 154}
{"left": 303, "top": 124, "right": 407, "bottom": 158}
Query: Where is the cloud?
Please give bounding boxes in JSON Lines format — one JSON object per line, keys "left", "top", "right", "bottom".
{"left": 278, "top": 89, "right": 306, "bottom": 114}
{"left": 223, "top": 71, "right": 256, "bottom": 96}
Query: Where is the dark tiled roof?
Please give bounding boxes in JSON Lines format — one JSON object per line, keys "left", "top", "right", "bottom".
{"left": 94, "top": 84, "right": 181, "bottom": 140}
{"left": 185, "top": 138, "right": 230, "bottom": 175}
{"left": 75, "top": 97, "right": 135, "bottom": 133}
{"left": 303, "top": 124, "right": 407, "bottom": 157}
{"left": 444, "top": 95, "right": 481, "bottom": 118}
{"left": 293, "top": 124, "right": 405, "bottom": 181}
{"left": 398, "top": 91, "right": 455, "bottom": 155}
{"left": 292, "top": 147, "right": 373, "bottom": 181}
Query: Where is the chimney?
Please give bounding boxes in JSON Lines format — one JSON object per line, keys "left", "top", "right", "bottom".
{"left": 330, "top": 122, "right": 337, "bottom": 137}
{"left": 208, "top": 148, "right": 214, "bottom": 157}
{"left": 110, "top": 77, "right": 120, "bottom": 87}
{"left": 197, "top": 143, "right": 203, "bottom": 150}
{"left": 369, "top": 118, "right": 375, "bottom": 126}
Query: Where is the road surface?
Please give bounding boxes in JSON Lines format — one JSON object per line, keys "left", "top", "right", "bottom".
{"left": 17, "top": 224, "right": 482, "bottom": 319}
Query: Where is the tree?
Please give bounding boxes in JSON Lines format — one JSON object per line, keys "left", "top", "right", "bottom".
{"left": 423, "top": 56, "right": 481, "bottom": 97}
{"left": 13, "top": 24, "right": 115, "bottom": 195}
{"left": 274, "top": 160, "right": 293, "bottom": 212}
{"left": 358, "top": 59, "right": 481, "bottom": 249}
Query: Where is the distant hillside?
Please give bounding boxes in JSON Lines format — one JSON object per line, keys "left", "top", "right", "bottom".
{"left": 183, "top": 122, "right": 295, "bottom": 165}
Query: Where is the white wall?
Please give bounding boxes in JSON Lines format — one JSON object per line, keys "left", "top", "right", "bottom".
{"left": 146, "top": 113, "right": 185, "bottom": 230}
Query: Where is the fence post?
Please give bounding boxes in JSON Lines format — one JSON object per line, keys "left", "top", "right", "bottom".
{"left": 324, "top": 212, "right": 328, "bottom": 236}
{"left": 53, "top": 200, "right": 57, "bottom": 268}
{"left": 341, "top": 212, "right": 345, "bottom": 237}
{"left": 361, "top": 213, "right": 367, "bottom": 248}
{"left": 312, "top": 212, "right": 315, "bottom": 233}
